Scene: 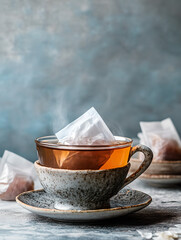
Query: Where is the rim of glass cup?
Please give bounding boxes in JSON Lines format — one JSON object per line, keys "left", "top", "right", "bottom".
{"left": 35, "top": 135, "right": 133, "bottom": 150}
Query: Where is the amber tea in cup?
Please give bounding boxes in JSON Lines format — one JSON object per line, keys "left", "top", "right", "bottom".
{"left": 35, "top": 136, "right": 133, "bottom": 170}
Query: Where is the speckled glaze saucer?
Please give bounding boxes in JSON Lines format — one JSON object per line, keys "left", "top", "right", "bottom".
{"left": 16, "top": 188, "right": 152, "bottom": 222}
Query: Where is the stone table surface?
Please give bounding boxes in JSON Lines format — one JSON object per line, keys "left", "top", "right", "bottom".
{"left": 0, "top": 179, "right": 180, "bottom": 240}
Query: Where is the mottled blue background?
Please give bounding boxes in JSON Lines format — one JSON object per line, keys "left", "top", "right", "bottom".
{"left": 0, "top": 0, "right": 181, "bottom": 161}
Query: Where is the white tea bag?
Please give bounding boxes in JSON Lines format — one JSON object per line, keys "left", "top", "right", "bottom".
{"left": 0, "top": 151, "right": 37, "bottom": 200}
{"left": 55, "top": 107, "right": 116, "bottom": 170}
{"left": 56, "top": 107, "right": 115, "bottom": 145}
{"left": 140, "top": 118, "right": 181, "bottom": 147}
{"left": 138, "top": 118, "right": 181, "bottom": 161}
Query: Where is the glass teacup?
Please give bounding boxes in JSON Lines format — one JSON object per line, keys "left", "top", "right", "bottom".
{"left": 35, "top": 136, "right": 135, "bottom": 170}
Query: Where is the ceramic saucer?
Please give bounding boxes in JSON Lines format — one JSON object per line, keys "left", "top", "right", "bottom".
{"left": 16, "top": 188, "right": 152, "bottom": 222}
{"left": 130, "top": 158, "right": 181, "bottom": 186}
{"left": 141, "top": 174, "right": 181, "bottom": 185}
{"left": 130, "top": 158, "right": 181, "bottom": 175}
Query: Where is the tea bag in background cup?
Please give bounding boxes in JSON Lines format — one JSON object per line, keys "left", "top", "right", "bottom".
{"left": 138, "top": 118, "right": 181, "bottom": 161}
{"left": 0, "top": 151, "right": 37, "bottom": 200}
{"left": 54, "top": 107, "right": 116, "bottom": 170}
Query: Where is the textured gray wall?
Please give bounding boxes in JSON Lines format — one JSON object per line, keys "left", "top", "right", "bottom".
{"left": 0, "top": 0, "right": 181, "bottom": 161}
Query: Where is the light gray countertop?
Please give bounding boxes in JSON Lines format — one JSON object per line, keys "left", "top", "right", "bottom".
{"left": 0, "top": 179, "right": 180, "bottom": 240}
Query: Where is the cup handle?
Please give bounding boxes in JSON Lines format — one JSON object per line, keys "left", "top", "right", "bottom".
{"left": 122, "top": 144, "right": 153, "bottom": 188}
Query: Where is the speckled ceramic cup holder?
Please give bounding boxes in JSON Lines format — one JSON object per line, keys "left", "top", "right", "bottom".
{"left": 34, "top": 139, "right": 153, "bottom": 211}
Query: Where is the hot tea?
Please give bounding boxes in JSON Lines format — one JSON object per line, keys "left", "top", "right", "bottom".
{"left": 100, "top": 145, "right": 131, "bottom": 170}
{"left": 36, "top": 137, "right": 132, "bottom": 170}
